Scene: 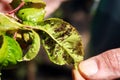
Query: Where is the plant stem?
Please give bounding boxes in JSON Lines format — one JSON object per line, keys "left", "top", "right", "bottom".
{"left": 8, "top": 1, "right": 25, "bottom": 14}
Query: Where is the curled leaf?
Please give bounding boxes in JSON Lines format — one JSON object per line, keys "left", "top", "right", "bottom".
{"left": 20, "top": 30, "right": 40, "bottom": 61}
{"left": 0, "top": 35, "right": 22, "bottom": 68}
{"left": 10, "top": 0, "right": 46, "bottom": 25}
{"left": 40, "top": 18, "right": 84, "bottom": 68}
{"left": 17, "top": 8, "right": 45, "bottom": 25}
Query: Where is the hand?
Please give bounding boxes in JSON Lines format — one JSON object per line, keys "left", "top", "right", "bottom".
{"left": 72, "top": 48, "right": 120, "bottom": 80}
{"left": 0, "top": 0, "right": 12, "bottom": 13}
{"left": 44, "top": 0, "right": 66, "bottom": 17}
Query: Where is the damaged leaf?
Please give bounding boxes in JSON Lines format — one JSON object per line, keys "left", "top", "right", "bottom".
{"left": 21, "top": 30, "right": 40, "bottom": 61}
{"left": 0, "top": 0, "right": 84, "bottom": 70}
{"left": 40, "top": 18, "right": 84, "bottom": 68}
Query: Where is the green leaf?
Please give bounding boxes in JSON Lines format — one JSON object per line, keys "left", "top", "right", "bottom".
{"left": 40, "top": 18, "right": 84, "bottom": 68}
{"left": 17, "top": 8, "right": 45, "bottom": 25}
{"left": 21, "top": 30, "right": 40, "bottom": 61}
{"left": 10, "top": 0, "right": 46, "bottom": 25}
{"left": 8, "top": 0, "right": 43, "bottom": 62}
{"left": 0, "top": 35, "right": 22, "bottom": 68}
{"left": 0, "top": 13, "right": 23, "bottom": 31}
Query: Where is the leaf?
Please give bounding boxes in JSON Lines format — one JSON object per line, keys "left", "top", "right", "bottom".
{"left": 20, "top": 30, "right": 40, "bottom": 61}
{"left": 9, "top": 0, "right": 43, "bottom": 62}
{"left": 0, "top": 35, "right": 22, "bottom": 68}
{"left": 10, "top": 0, "right": 46, "bottom": 25}
{"left": 11, "top": 0, "right": 46, "bottom": 9}
{"left": 17, "top": 8, "right": 45, "bottom": 25}
{"left": 40, "top": 18, "right": 84, "bottom": 68}
{"left": 0, "top": 13, "right": 23, "bottom": 31}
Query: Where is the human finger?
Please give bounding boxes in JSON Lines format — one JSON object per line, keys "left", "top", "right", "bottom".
{"left": 72, "top": 68, "right": 85, "bottom": 80}
{"left": 78, "top": 48, "right": 120, "bottom": 80}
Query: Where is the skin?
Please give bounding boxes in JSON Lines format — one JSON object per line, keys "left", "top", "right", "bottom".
{"left": 44, "top": 0, "right": 66, "bottom": 17}
{"left": 0, "top": 0, "right": 12, "bottom": 13}
{"left": 72, "top": 48, "right": 120, "bottom": 80}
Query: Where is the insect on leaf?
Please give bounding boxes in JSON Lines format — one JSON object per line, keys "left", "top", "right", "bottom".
{"left": 40, "top": 18, "right": 84, "bottom": 68}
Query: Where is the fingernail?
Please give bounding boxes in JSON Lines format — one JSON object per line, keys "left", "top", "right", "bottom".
{"left": 79, "top": 59, "right": 98, "bottom": 76}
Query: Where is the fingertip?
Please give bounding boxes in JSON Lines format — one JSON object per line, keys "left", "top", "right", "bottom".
{"left": 78, "top": 60, "right": 98, "bottom": 77}
{"left": 78, "top": 49, "right": 120, "bottom": 80}
{"left": 72, "top": 68, "right": 85, "bottom": 80}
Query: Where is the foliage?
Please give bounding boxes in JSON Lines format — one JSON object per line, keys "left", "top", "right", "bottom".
{"left": 0, "top": 0, "right": 84, "bottom": 75}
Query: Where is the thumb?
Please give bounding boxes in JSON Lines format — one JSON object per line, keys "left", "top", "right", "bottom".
{"left": 79, "top": 48, "right": 120, "bottom": 80}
